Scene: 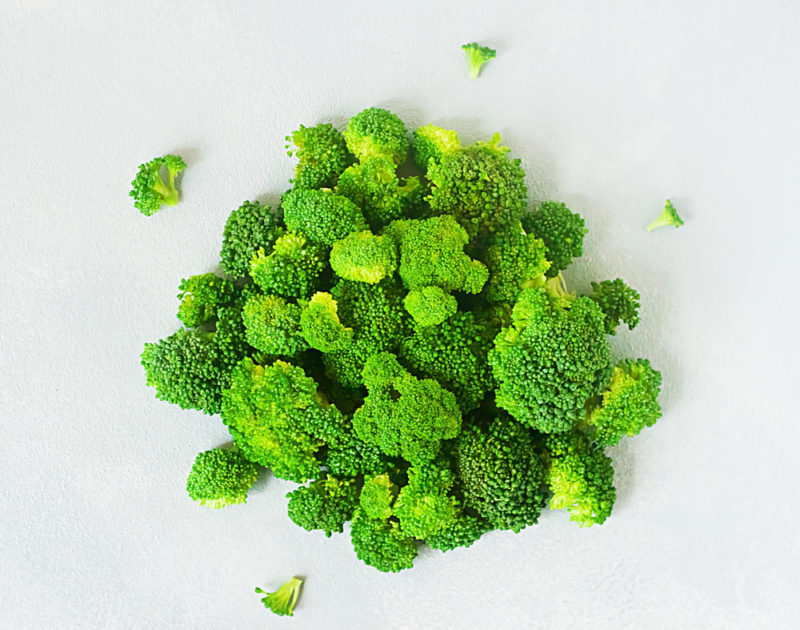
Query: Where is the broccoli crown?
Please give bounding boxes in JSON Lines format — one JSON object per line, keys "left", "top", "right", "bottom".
{"left": 329, "top": 230, "right": 398, "bottom": 285}
{"left": 255, "top": 577, "right": 303, "bottom": 617}
{"left": 286, "top": 122, "right": 352, "bottom": 190}
{"left": 322, "top": 436, "right": 396, "bottom": 478}
{"left": 425, "top": 511, "right": 491, "bottom": 552}
{"left": 544, "top": 432, "right": 616, "bottom": 527}
{"left": 481, "top": 223, "right": 550, "bottom": 304}
{"left": 393, "top": 457, "right": 459, "bottom": 539}
{"left": 586, "top": 358, "right": 662, "bottom": 446}
{"left": 177, "top": 273, "right": 236, "bottom": 328}
{"left": 403, "top": 286, "right": 458, "bottom": 327}
{"left": 299, "top": 292, "right": 354, "bottom": 352}
{"left": 411, "top": 123, "right": 461, "bottom": 171}
{"left": 286, "top": 474, "right": 360, "bottom": 537}
{"left": 646, "top": 199, "right": 684, "bottom": 231}
{"left": 350, "top": 508, "right": 418, "bottom": 573}
{"left": 129, "top": 154, "right": 186, "bottom": 215}
{"left": 242, "top": 293, "right": 307, "bottom": 357}
{"left": 352, "top": 352, "right": 462, "bottom": 465}
{"left": 220, "top": 201, "right": 283, "bottom": 279}
{"left": 461, "top": 42, "right": 497, "bottom": 79}
{"left": 588, "top": 278, "right": 641, "bottom": 335}
{"left": 250, "top": 232, "right": 329, "bottom": 299}
{"left": 343, "top": 107, "right": 410, "bottom": 165}
{"left": 522, "top": 201, "right": 587, "bottom": 277}
{"left": 359, "top": 473, "right": 399, "bottom": 520}
{"left": 186, "top": 447, "right": 259, "bottom": 508}
{"left": 282, "top": 188, "right": 366, "bottom": 246}
{"left": 427, "top": 134, "right": 527, "bottom": 238}
{"left": 490, "top": 287, "right": 612, "bottom": 433}
{"left": 456, "top": 414, "right": 548, "bottom": 532}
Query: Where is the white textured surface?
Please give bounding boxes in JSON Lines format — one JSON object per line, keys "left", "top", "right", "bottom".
{"left": 1, "top": 1, "right": 799, "bottom": 628}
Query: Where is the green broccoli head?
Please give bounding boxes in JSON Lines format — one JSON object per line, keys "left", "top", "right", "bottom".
{"left": 286, "top": 122, "right": 351, "bottom": 190}
{"left": 411, "top": 124, "right": 461, "bottom": 171}
{"left": 250, "top": 232, "right": 330, "bottom": 299}
{"left": 220, "top": 200, "right": 283, "bottom": 279}
{"left": 403, "top": 286, "right": 458, "bottom": 327}
{"left": 282, "top": 189, "right": 367, "bottom": 246}
{"left": 359, "top": 473, "right": 399, "bottom": 520}
{"left": 286, "top": 474, "right": 360, "bottom": 537}
{"left": 481, "top": 222, "right": 550, "bottom": 304}
{"left": 329, "top": 230, "right": 398, "bottom": 284}
{"left": 186, "top": 447, "right": 259, "bottom": 508}
{"left": 242, "top": 293, "right": 307, "bottom": 357}
{"left": 522, "top": 201, "right": 588, "bottom": 277}
{"left": 255, "top": 576, "right": 303, "bottom": 617}
{"left": 129, "top": 154, "right": 186, "bottom": 215}
{"left": 349, "top": 508, "right": 417, "bottom": 573}
{"left": 461, "top": 42, "right": 496, "bottom": 79}
{"left": 424, "top": 511, "right": 491, "bottom": 552}
{"left": 393, "top": 457, "right": 459, "bottom": 539}
{"left": 343, "top": 107, "right": 410, "bottom": 165}
{"left": 299, "top": 292, "right": 354, "bottom": 352}
{"left": 588, "top": 278, "right": 641, "bottom": 335}
{"left": 177, "top": 273, "right": 236, "bottom": 328}
{"left": 646, "top": 199, "right": 684, "bottom": 231}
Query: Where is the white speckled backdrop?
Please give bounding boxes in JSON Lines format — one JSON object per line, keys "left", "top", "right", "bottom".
{"left": 1, "top": 1, "right": 798, "bottom": 628}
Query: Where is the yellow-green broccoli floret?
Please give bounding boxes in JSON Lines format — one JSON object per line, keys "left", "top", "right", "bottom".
{"left": 411, "top": 123, "right": 461, "bottom": 171}
{"left": 299, "top": 292, "right": 353, "bottom": 352}
{"left": 359, "top": 473, "right": 399, "bottom": 520}
{"left": 242, "top": 293, "right": 307, "bottom": 357}
{"left": 286, "top": 474, "right": 360, "bottom": 537}
{"left": 522, "top": 201, "right": 587, "bottom": 277}
{"left": 403, "top": 286, "right": 458, "bottom": 327}
{"left": 481, "top": 222, "right": 550, "bottom": 304}
{"left": 250, "top": 232, "right": 329, "bottom": 299}
{"left": 461, "top": 42, "right": 496, "bottom": 79}
{"left": 588, "top": 278, "right": 641, "bottom": 335}
{"left": 329, "top": 230, "right": 398, "bottom": 284}
{"left": 186, "top": 447, "right": 259, "bottom": 509}
{"left": 393, "top": 457, "right": 459, "bottom": 539}
{"left": 129, "top": 154, "right": 186, "bottom": 215}
{"left": 255, "top": 576, "right": 304, "bottom": 617}
{"left": 286, "top": 122, "right": 351, "bottom": 190}
{"left": 647, "top": 199, "right": 684, "bottom": 231}
{"left": 343, "top": 107, "right": 410, "bottom": 165}
{"left": 350, "top": 508, "right": 417, "bottom": 573}
{"left": 176, "top": 273, "right": 236, "bottom": 328}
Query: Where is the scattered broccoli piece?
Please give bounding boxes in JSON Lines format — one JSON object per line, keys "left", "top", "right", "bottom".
{"left": 350, "top": 508, "right": 418, "bottom": 573}
{"left": 186, "top": 447, "right": 258, "bottom": 508}
{"left": 647, "top": 199, "right": 684, "bottom": 231}
{"left": 344, "top": 107, "right": 410, "bottom": 165}
{"left": 255, "top": 576, "right": 303, "bottom": 617}
{"left": 522, "top": 201, "right": 587, "bottom": 277}
{"left": 411, "top": 124, "right": 461, "bottom": 171}
{"left": 242, "top": 293, "right": 307, "bottom": 357}
{"left": 286, "top": 474, "right": 360, "bottom": 536}
{"left": 282, "top": 189, "right": 367, "bottom": 246}
{"left": 403, "top": 286, "right": 458, "bottom": 327}
{"left": 176, "top": 273, "right": 236, "bottom": 328}
{"left": 129, "top": 154, "right": 186, "bottom": 215}
{"left": 286, "top": 122, "right": 351, "bottom": 189}
{"left": 250, "top": 232, "right": 329, "bottom": 299}
{"left": 330, "top": 230, "right": 398, "bottom": 284}
{"left": 299, "top": 292, "right": 354, "bottom": 352}
{"left": 588, "top": 278, "right": 641, "bottom": 335}
{"left": 220, "top": 201, "right": 283, "bottom": 279}
{"left": 461, "top": 42, "right": 496, "bottom": 79}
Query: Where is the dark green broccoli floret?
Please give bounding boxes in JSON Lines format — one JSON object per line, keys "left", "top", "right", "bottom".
{"left": 411, "top": 124, "right": 461, "bottom": 171}
{"left": 481, "top": 223, "right": 550, "bottom": 304}
{"left": 425, "top": 511, "right": 490, "bottom": 552}
{"left": 403, "top": 286, "right": 458, "bottom": 327}
{"left": 250, "top": 232, "right": 329, "bottom": 299}
{"left": 522, "top": 201, "right": 587, "bottom": 277}
{"left": 129, "top": 154, "right": 186, "bottom": 215}
{"left": 220, "top": 200, "right": 283, "bottom": 279}
{"left": 299, "top": 292, "right": 354, "bottom": 352}
{"left": 286, "top": 474, "right": 360, "bottom": 537}
{"left": 393, "top": 457, "right": 459, "bottom": 539}
{"left": 242, "top": 293, "right": 307, "bottom": 357}
{"left": 329, "top": 230, "right": 398, "bottom": 284}
{"left": 646, "top": 199, "right": 684, "bottom": 231}
{"left": 323, "top": 436, "right": 397, "bottom": 478}
{"left": 359, "top": 473, "right": 399, "bottom": 520}
{"left": 286, "top": 122, "right": 351, "bottom": 189}
{"left": 588, "top": 278, "right": 641, "bottom": 335}
{"left": 350, "top": 508, "right": 417, "bottom": 573}
{"left": 186, "top": 447, "right": 259, "bottom": 508}
{"left": 177, "top": 273, "right": 236, "bottom": 328}
{"left": 282, "top": 189, "right": 367, "bottom": 246}
{"left": 461, "top": 42, "right": 496, "bottom": 79}
{"left": 255, "top": 576, "right": 303, "bottom": 617}
{"left": 343, "top": 107, "right": 410, "bottom": 165}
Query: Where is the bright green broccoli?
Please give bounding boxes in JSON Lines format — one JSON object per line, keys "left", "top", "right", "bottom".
{"left": 588, "top": 278, "right": 641, "bottom": 335}
{"left": 282, "top": 189, "right": 367, "bottom": 246}
{"left": 424, "top": 511, "right": 491, "bottom": 552}
{"left": 255, "top": 576, "right": 303, "bottom": 617}
{"left": 461, "top": 42, "right": 496, "bottom": 79}
{"left": 403, "top": 286, "right": 458, "bottom": 327}
{"left": 411, "top": 123, "right": 461, "bottom": 171}
{"left": 219, "top": 200, "right": 283, "bottom": 279}
{"left": 522, "top": 201, "right": 588, "bottom": 277}
{"left": 393, "top": 457, "right": 459, "bottom": 539}
{"left": 481, "top": 222, "right": 550, "bottom": 304}
{"left": 647, "top": 199, "right": 684, "bottom": 231}
{"left": 286, "top": 474, "right": 360, "bottom": 537}
{"left": 129, "top": 154, "right": 186, "bottom": 215}
{"left": 250, "top": 232, "right": 329, "bottom": 299}
{"left": 186, "top": 447, "right": 259, "bottom": 508}
{"left": 343, "top": 107, "right": 410, "bottom": 165}
{"left": 359, "top": 473, "right": 399, "bottom": 520}
{"left": 350, "top": 508, "right": 418, "bottom": 573}
{"left": 299, "top": 292, "right": 354, "bottom": 352}
{"left": 176, "top": 273, "right": 236, "bottom": 328}
{"left": 241, "top": 293, "right": 307, "bottom": 357}
{"left": 286, "top": 122, "right": 351, "bottom": 189}
{"left": 329, "top": 230, "right": 398, "bottom": 284}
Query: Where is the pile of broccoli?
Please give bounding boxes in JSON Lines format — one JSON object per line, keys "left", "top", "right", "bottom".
{"left": 143, "top": 107, "right": 663, "bottom": 574}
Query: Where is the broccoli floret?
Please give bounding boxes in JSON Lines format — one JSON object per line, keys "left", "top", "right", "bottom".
{"left": 129, "top": 154, "right": 186, "bottom": 215}
{"left": 255, "top": 576, "right": 303, "bottom": 617}
{"left": 350, "top": 508, "right": 417, "bottom": 573}
{"left": 646, "top": 199, "right": 684, "bottom": 231}
{"left": 286, "top": 474, "right": 360, "bottom": 537}
{"left": 343, "top": 107, "right": 410, "bottom": 165}
{"left": 522, "top": 201, "right": 587, "bottom": 277}
{"left": 352, "top": 352, "right": 461, "bottom": 465}
{"left": 588, "top": 278, "right": 641, "bottom": 335}
{"left": 299, "top": 292, "right": 354, "bottom": 352}
{"left": 329, "top": 230, "right": 398, "bottom": 284}
{"left": 250, "top": 232, "right": 329, "bottom": 299}
{"left": 323, "top": 436, "right": 397, "bottom": 478}
{"left": 544, "top": 432, "right": 616, "bottom": 527}
{"left": 456, "top": 414, "right": 548, "bottom": 532}
{"left": 220, "top": 201, "right": 283, "bottom": 279}
{"left": 425, "top": 511, "right": 491, "bottom": 552}
{"left": 403, "top": 286, "right": 458, "bottom": 327}
{"left": 186, "top": 447, "right": 258, "bottom": 508}
{"left": 393, "top": 457, "right": 459, "bottom": 539}
{"left": 585, "top": 359, "right": 662, "bottom": 446}
{"left": 282, "top": 189, "right": 367, "bottom": 246}
{"left": 411, "top": 124, "right": 461, "bottom": 171}
{"left": 176, "top": 273, "right": 236, "bottom": 328}
{"left": 359, "top": 473, "right": 399, "bottom": 520}
{"left": 461, "top": 42, "right": 496, "bottom": 79}
{"left": 286, "top": 122, "right": 351, "bottom": 189}
{"left": 427, "top": 134, "right": 527, "bottom": 238}
{"left": 481, "top": 223, "right": 550, "bottom": 304}
{"left": 242, "top": 293, "right": 307, "bottom": 357}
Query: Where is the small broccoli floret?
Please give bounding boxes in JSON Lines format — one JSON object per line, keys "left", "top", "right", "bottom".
{"left": 186, "top": 447, "right": 259, "bottom": 508}
{"left": 129, "top": 154, "right": 186, "bottom": 215}
{"left": 461, "top": 42, "right": 496, "bottom": 79}
{"left": 588, "top": 278, "right": 641, "bottom": 335}
{"left": 250, "top": 232, "right": 329, "bottom": 299}
{"left": 350, "top": 508, "right": 417, "bottom": 573}
{"left": 286, "top": 474, "right": 360, "bottom": 537}
{"left": 544, "top": 432, "right": 616, "bottom": 527}
{"left": 585, "top": 359, "right": 662, "bottom": 446}
{"left": 481, "top": 223, "right": 550, "bottom": 304}
{"left": 282, "top": 189, "right": 367, "bottom": 246}
{"left": 352, "top": 352, "right": 461, "bottom": 465}
{"left": 177, "top": 273, "right": 236, "bottom": 328}
{"left": 427, "top": 134, "right": 527, "bottom": 238}
{"left": 343, "top": 107, "right": 410, "bottom": 165}
{"left": 393, "top": 457, "right": 459, "bottom": 539}
{"left": 300, "top": 292, "right": 353, "bottom": 352}
{"left": 286, "top": 122, "right": 351, "bottom": 189}
{"left": 255, "top": 576, "right": 303, "bottom": 617}
{"left": 411, "top": 124, "right": 461, "bottom": 171}
{"left": 646, "top": 199, "right": 684, "bottom": 231}
{"left": 323, "top": 436, "right": 397, "bottom": 478}
{"left": 403, "top": 286, "right": 458, "bottom": 327}
{"left": 330, "top": 230, "right": 398, "bottom": 284}
{"left": 425, "top": 511, "right": 490, "bottom": 552}
{"left": 456, "top": 414, "right": 548, "bottom": 532}
{"left": 242, "top": 293, "right": 307, "bottom": 357}
{"left": 220, "top": 201, "right": 283, "bottom": 279}
{"left": 359, "top": 473, "right": 399, "bottom": 520}
{"left": 522, "top": 201, "right": 588, "bottom": 277}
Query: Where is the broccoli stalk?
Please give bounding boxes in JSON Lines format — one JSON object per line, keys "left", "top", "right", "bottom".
{"left": 646, "top": 199, "right": 684, "bottom": 231}
{"left": 461, "top": 43, "right": 496, "bottom": 79}
{"left": 255, "top": 576, "right": 304, "bottom": 617}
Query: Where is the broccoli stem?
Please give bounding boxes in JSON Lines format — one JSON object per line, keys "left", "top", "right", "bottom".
{"left": 153, "top": 170, "right": 179, "bottom": 206}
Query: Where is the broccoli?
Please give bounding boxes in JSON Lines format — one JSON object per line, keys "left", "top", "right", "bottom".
{"left": 350, "top": 508, "right": 418, "bottom": 573}
{"left": 219, "top": 200, "right": 283, "bottom": 279}
{"left": 329, "top": 230, "right": 398, "bottom": 284}
{"left": 299, "top": 292, "right": 354, "bottom": 352}
{"left": 286, "top": 474, "right": 360, "bottom": 537}
{"left": 343, "top": 107, "right": 410, "bottom": 165}
{"left": 286, "top": 122, "right": 351, "bottom": 189}
{"left": 393, "top": 457, "right": 459, "bottom": 539}
{"left": 522, "top": 201, "right": 587, "bottom": 277}
{"left": 186, "top": 447, "right": 259, "bottom": 508}
{"left": 255, "top": 576, "right": 303, "bottom": 617}
{"left": 588, "top": 278, "right": 641, "bottom": 335}
{"left": 282, "top": 188, "right": 367, "bottom": 246}
{"left": 250, "top": 232, "right": 329, "bottom": 299}
{"left": 241, "top": 293, "right": 307, "bottom": 357}
{"left": 647, "top": 199, "right": 684, "bottom": 231}
{"left": 425, "top": 511, "right": 491, "bottom": 552}
{"left": 359, "top": 473, "right": 399, "bottom": 520}
{"left": 403, "top": 286, "right": 458, "bottom": 327}
{"left": 176, "top": 273, "right": 236, "bottom": 328}
{"left": 411, "top": 123, "right": 461, "bottom": 171}
{"left": 481, "top": 222, "right": 550, "bottom": 304}
{"left": 461, "top": 42, "right": 496, "bottom": 79}
{"left": 129, "top": 154, "right": 186, "bottom": 215}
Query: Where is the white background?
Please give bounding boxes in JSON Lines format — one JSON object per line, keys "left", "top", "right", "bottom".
{"left": 2, "top": 1, "right": 798, "bottom": 628}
